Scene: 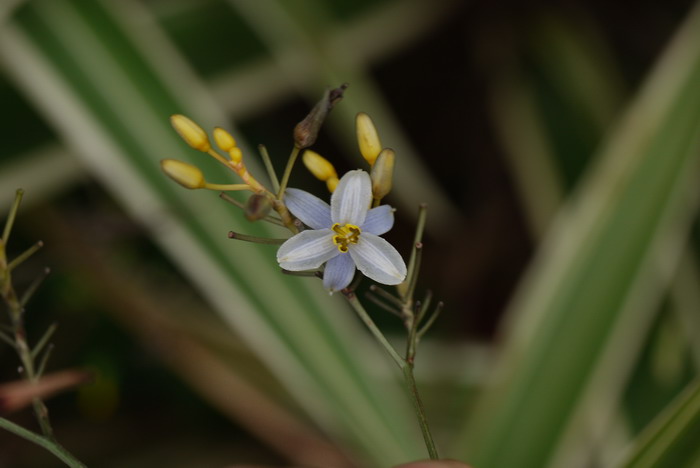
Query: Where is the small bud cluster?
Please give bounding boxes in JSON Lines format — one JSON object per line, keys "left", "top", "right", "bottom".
{"left": 164, "top": 114, "right": 297, "bottom": 230}
{"left": 300, "top": 111, "right": 395, "bottom": 205}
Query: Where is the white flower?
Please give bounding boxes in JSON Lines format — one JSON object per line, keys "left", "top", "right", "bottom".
{"left": 277, "top": 170, "right": 407, "bottom": 292}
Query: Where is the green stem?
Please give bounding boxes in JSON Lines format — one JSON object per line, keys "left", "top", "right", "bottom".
{"left": 0, "top": 417, "right": 86, "bottom": 467}
{"left": 227, "top": 231, "right": 286, "bottom": 244}
{"left": 402, "top": 363, "right": 439, "bottom": 459}
{"left": 343, "top": 291, "right": 403, "bottom": 368}
{"left": 2, "top": 189, "right": 23, "bottom": 245}
{"left": 343, "top": 291, "right": 439, "bottom": 459}
{"left": 276, "top": 146, "right": 301, "bottom": 199}
{"left": 258, "top": 144, "right": 280, "bottom": 193}
{"left": 8, "top": 241, "right": 44, "bottom": 272}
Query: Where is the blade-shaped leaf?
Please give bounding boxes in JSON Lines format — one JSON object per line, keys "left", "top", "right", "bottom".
{"left": 457, "top": 3, "right": 700, "bottom": 467}
{"left": 617, "top": 378, "right": 700, "bottom": 468}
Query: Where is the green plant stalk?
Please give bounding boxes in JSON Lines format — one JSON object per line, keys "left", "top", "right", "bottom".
{"left": 1, "top": 192, "right": 53, "bottom": 438}
{"left": 1, "top": 189, "right": 23, "bottom": 245}
{"left": 0, "top": 417, "right": 86, "bottom": 468}
{"left": 403, "top": 362, "right": 439, "bottom": 460}
{"left": 0, "top": 195, "right": 83, "bottom": 468}
{"left": 5, "top": 279, "right": 54, "bottom": 438}
{"left": 258, "top": 144, "right": 281, "bottom": 193}
{"left": 343, "top": 291, "right": 439, "bottom": 459}
{"left": 276, "top": 146, "right": 301, "bottom": 199}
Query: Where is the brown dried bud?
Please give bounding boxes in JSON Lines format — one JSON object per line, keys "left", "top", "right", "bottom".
{"left": 293, "top": 83, "right": 349, "bottom": 149}
{"left": 244, "top": 193, "right": 273, "bottom": 221}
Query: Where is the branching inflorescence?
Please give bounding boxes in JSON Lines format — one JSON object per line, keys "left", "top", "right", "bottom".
{"left": 162, "top": 85, "right": 444, "bottom": 459}
{"left": 0, "top": 189, "right": 87, "bottom": 468}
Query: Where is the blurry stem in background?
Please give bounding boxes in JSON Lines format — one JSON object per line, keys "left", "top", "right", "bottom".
{"left": 0, "top": 417, "right": 86, "bottom": 468}
{"left": 1, "top": 190, "right": 53, "bottom": 438}
{"left": 0, "top": 190, "right": 86, "bottom": 467}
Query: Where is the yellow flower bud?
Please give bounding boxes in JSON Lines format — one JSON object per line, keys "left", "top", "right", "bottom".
{"left": 326, "top": 176, "right": 339, "bottom": 193}
{"left": 213, "top": 127, "right": 237, "bottom": 152}
{"left": 229, "top": 147, "right": 243, "bottom": 164}
{"left": 170, "top": 114, "right": 211, "bottom": 152}
{"left": 370, "top": 148, "right": 395, "bottom": 200}
{"left": 160, "top": 159, "right": 205, "bottom": 189}
{"left": 302, "top": 150, "right": 337, "bottom": 182}
{"left": 356, "top": 112, "right": 382, "bottom": 166}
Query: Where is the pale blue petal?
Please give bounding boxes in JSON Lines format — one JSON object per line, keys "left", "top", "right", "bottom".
{"left": 362, "top": 205, "right": 394, "bottom": 235}
{"left": 349, "top": 233, "right": 406, "bottom": 285}
{"left": 331, "top": 170, "right": 371, "bottom": 226}
{"left": 277, "top": 229, "right": 338, "bottom": 271}
{"left": 323, "top": 253, "right": 356, "bottom": 293}
{"left": 284, "top": 188, "right": 331, "bottom": 229}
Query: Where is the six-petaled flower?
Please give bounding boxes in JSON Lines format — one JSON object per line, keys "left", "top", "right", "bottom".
{"left": 277, "top": 170, "right": 407, "bottom": 293}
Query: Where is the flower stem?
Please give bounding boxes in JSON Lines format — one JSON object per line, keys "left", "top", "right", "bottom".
{"left": 258, "top": 144, "right": 280, "bottom": 193}
{"left": 277, "top": 146, "right": 301, "bottom": 199}
{"left": 227, "top": 231, "right": 286, "bottom": 244}
{"left": 342, "top": 290, "right": 439, "bottom": 459}
{"left": 402, "top": 363, "right": 439, "bottom": 459}
{"left": 343, "top": 291, "right": 403, "bottom": 368}
{"left": 203, "top": 183, "right": 250, "bottom": 191}
{"left": 2, "top": 189, "right": 23, "bottom": 245}
{"left": 0, "top": 417, "right": 86, "bottom": 467}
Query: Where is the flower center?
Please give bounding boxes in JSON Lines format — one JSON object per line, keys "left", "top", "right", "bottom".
{"left": 332, "top": 223, "right": 361, "bottom": 253}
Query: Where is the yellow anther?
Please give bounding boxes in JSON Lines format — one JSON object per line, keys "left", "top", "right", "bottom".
{"left": 170, "top": 114, "right": 211, "bottom": 152}
{"left": 160, "top": 159, "right": 206, "bottom": 189}
{"left": 371, "top": 148, "right": 395, "bottom": 200}
{"left": 331, "top": 223, "right": 361, "bottom": 253}
{"left": 303, "top": 150, "right": 338, "bottom": 182}
{"left": 356, "top": 112, "right": 382, "bottom": 166}
{"left": 213, "top": 127, "right": 237, "bottom": 152}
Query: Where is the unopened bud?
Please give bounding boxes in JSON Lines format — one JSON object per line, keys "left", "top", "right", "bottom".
{"left": 170, "top": 115, "right": 211, "bottom": 152}
{"left": 356, "top": 112, "right": 382, "bottom": 166}
{"left": 244, "top": 193, "right": 273, "bottom": 221}
{"left": 160, "top": 159, "right": 205, "bottom": 189}
{"left": 294, "top": 83, "right": 348, "bottom": 149}
{"left": 326, "top": 177, "right": 339, "bottom": 193}
{"left": 229, "top": 147, "right": 243, "bottom": 164}
{"left": 213, "top": 127, "right": 236, "bottom": 152}
{"left": 302, "top": 150, "right": 337, "bottom": 182}
{"left": 370, "top": 148, "right": 395, "bottom": 199}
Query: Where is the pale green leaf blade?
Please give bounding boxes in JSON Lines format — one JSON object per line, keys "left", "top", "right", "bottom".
{"left": 456, "top": 3, "right": 700, "bottom": 467}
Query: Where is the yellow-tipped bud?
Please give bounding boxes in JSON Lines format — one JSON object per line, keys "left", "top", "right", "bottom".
{"left": 229, "top": 147, "right": 243, "bottom": 164}
{"left": 213, "top": 127, "right": 237, "bottom": 152}
{"left": 302, "top": 150, "right": 337, "bottom": 182}
{"left": 356, "top": 112, "right": 382, "bottom": 166}
{"left": 170, "top": 114, "right": 211, "bottom": 152}
{"left": 326, "top": 176, "right": 339, "bottom": 193}
{"left": 160, "top": 159, "right": 205, "bottom": 189}
{"left": 370, "top": 148, "right": 395, "bottom": 200}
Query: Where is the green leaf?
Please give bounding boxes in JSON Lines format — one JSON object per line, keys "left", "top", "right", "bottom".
{"left": 456, "top": 3, "right": 700, "bottom": 467}
{"left": 617, "top": 378, "right": 700, "bottom": 468}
